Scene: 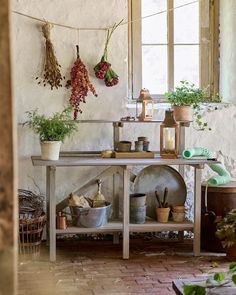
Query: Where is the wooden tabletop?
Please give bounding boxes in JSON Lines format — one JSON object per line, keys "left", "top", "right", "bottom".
{"left": 31, "top": 155, "right": 219, "bottom": 167}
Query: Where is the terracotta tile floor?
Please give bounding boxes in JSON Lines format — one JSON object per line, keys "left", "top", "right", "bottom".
{"left": 18, "top": 238, "right": 229, "bottom": 295}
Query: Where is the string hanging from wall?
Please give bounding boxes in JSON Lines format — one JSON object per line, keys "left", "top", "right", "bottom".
{"left": 12, "top": 0, "right": 199, "bottom": 32}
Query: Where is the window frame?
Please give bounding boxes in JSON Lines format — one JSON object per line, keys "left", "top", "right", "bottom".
{"left": 128, "top": 0, "right": 219, "bottom": 101}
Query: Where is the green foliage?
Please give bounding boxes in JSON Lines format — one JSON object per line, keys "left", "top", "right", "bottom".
{"left": 229, "top": 262, "right": 236, "bottom": 273}
{"left": 213, "top": 273, "right": 225, "bottom": 282}
{"left": 24, "top": 106, "right": 78, "bottom": 142}
{"left": 216, "top": 209, "right": 236, "bottom": 249}
{"left": 164, "top": 81, "right": 211, "bottom": 131}
{"left": 183, "top": 285, "right": 206, "bottom": 295}
{"left": 164, "top": 81, "right": 206, "bottom": 106}
{"left": 232, "top": 274, "right": 236, "bottom": 285}
{"left": 184, "top": 263, "right": 236, "bottom": 295}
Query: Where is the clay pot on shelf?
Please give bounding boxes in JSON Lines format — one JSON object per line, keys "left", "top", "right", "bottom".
{"left": 172, "top": 105, "right": 192, "bottom": 122}
{"left": 172, "top": 205, "right": 185, "bottom": 222}
{"left": 156, "top": 207, "right": 170, "bottom": 223}
{"left": 172, "top": 205, "right": 185, "bottom": 213}
{"left": 117, "top": 141, "right": 132, "bottom": 152}
{"left": 172, "top": 212, "right": 185, "bottom": 222}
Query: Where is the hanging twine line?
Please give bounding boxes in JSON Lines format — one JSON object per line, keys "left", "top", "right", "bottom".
{"left": 12, "top": 0, "right": 199, "bottom": 31}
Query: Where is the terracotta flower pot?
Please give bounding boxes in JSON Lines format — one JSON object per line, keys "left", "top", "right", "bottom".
{"left": 172, "top": 105, "right": 192, "bottom": 122}
{"left": 172, "top": 205, "right": 185, "bottom": 213}
{"left": 172, "top": 212, "right": 185, "bottom": 222}
{"left": 156, "top": 207, "right": 170, "bottom": 223}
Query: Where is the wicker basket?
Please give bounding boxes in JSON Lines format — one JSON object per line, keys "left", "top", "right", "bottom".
{"left": 18, "top": 190, "right": 46, "bottom": 254}
{"left": 19, "top": 211, "right": 46, "bottom": 254}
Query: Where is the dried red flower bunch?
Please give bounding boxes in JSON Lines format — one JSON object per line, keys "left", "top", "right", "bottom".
{"left": 67, "top": 46, "right": 98, "bottom": 119}
{"left": 94, "top": 20, "right": 123, "bottom": 87}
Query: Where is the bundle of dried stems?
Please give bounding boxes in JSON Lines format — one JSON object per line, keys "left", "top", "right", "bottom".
{"left": 36, "top": 22, "right": 64, "bottom": 89}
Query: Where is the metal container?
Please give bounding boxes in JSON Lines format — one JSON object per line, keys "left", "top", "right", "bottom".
{"left": 130, "top": 205, "right": 146, "bottom": 224}
{"left": 135, "top": 141, "right": 143, "bottom": 152}
{"left": 130, "top": 193, "right": 146, "bottom": 207}
{"left": 70, "top": 202, "right": 111, "bottom": 228}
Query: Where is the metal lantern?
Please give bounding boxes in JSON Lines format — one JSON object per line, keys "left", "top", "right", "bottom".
{"left": 160, "top": 109, "right": 179, "bottom": 158}
{"left": 136, "top": 88, "right": 154, "bottom": 121}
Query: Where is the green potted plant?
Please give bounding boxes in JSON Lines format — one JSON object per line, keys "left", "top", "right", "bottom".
{"left": 24, "top": 106, "right": 77, "bottom": 160}
{"left": 216, "top": 209, "right": 236, "bottom": 260}
{"left": 164, "top": 80, "right": 209, "bottom": 130}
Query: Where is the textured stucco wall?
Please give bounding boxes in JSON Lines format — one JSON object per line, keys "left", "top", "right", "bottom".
{"left": 12, "top": 0, "right": 236, "bottom": 214}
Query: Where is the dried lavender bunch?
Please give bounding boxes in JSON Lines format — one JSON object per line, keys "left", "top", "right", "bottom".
{"left": 36, "top": 22, "right": 64, "bottom": 90}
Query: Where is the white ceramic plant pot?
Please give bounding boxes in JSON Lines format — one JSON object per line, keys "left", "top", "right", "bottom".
{"left": 172, "top": 105, "right": 192, "bottom": 122}
{"left": 40, "top": 141, "right": 61, "bottom": 160}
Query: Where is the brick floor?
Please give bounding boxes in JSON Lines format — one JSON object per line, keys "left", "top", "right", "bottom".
{"left": 18, "top": 238, "right": 229, "bottom": 295}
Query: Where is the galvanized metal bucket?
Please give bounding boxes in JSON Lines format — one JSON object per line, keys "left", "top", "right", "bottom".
{"left": 70, "top": 202, "right": 111, "bottom": 228}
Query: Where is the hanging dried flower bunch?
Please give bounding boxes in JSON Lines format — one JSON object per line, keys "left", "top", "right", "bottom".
{"left": 94, "top": 20, "right": 123, "bottom": 87}
{"left": 36, "top": 22, "right": 64, "bottom": 90}
{"left": 66, "top": 45, "right": 98, "bottom": 119}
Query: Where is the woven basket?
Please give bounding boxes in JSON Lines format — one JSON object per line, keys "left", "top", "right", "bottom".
{"left": 18, "top": 190, "right": 46, "bottom": 254}
{"left": 19, "top": 212, "right": 46, "bottom": 254}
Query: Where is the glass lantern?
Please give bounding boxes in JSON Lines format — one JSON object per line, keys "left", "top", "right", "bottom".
{"left": 136, "top": 88, "right": 154, "bottom": 121}
{"left": 160, "top": 109, "right": 179, "bottom": 158}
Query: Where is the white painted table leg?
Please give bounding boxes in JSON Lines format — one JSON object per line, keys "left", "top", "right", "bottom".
{"left": 193, "top": 167, "right": 202, "bottom": 256}
{"left": 113, "top": 172, "right": 120, "bottom": 244}
{"left": 49, "top": 166, "right": 56, "bottom": 262}
{"left": 123, "top": 166, "right": 130, "bottom": 259}
{"left": 46, "top": 166, "right": 50, "bottom": 245}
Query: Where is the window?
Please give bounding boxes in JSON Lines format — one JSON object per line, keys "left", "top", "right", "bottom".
{"left": 129, "top": 0, "right": 219, "bottom": 99}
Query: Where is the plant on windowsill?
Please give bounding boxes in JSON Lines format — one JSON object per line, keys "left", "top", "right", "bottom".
{"left": 24, "top": 106, "right": 77, "bottom": 160}
{"left": 164, "top": 80, "right": 212, "bottom": 130}
{"left": 216, "top": 209, "right": 236, "bottom": 261}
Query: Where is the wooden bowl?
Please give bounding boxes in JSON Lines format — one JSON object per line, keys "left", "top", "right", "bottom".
{"left": 117, "top": 141, "right": 132, "bottom": 152}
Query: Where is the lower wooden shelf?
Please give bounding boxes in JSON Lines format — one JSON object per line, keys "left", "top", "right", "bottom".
{"left": 56, "top": 220, "right": 193, "bottom": 234}
{"left": 129, "top": 220, "right": 194, "bottom": 232}
{"left": 56, "top": 221, "right": 123, "bottom": 234}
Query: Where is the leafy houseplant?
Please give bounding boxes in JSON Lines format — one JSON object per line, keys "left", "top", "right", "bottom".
{"left": 164, "top": 81, "right": 210, "bottom": 130}
{"left": 216, "top": 209, "right": 236, "bottom": 260}
{"left": 25, "top": 106, "right": 77, "bottom": 160}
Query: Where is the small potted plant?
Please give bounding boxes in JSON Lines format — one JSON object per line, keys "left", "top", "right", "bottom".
{"left": 216, "top": 209, "right": 236, "bottom": 260}
{"left": 164, "top": 80, "right": 209, "bottom": 130}
{"left": 155, "top": 188, "right": 170, "bottom": 223}
{"left": 24, "top": 106, "right": 77, "bottom": 160}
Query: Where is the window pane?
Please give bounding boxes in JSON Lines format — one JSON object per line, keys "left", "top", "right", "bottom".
{"left": 142, "top": 45, "right": 168, "bottom": 94}
{"left": 142, "top": 0, "right": 167, "bottom": 44}
{"left": 174, "top": 45, "right": 199, "bottom": 86}
{"left": 174, "top": 0, "right": 199, "bottom": 44}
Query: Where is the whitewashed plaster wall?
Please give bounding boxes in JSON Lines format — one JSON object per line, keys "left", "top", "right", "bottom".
{"left": 12, "top": 0, "right": 236, "bottom": 211}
